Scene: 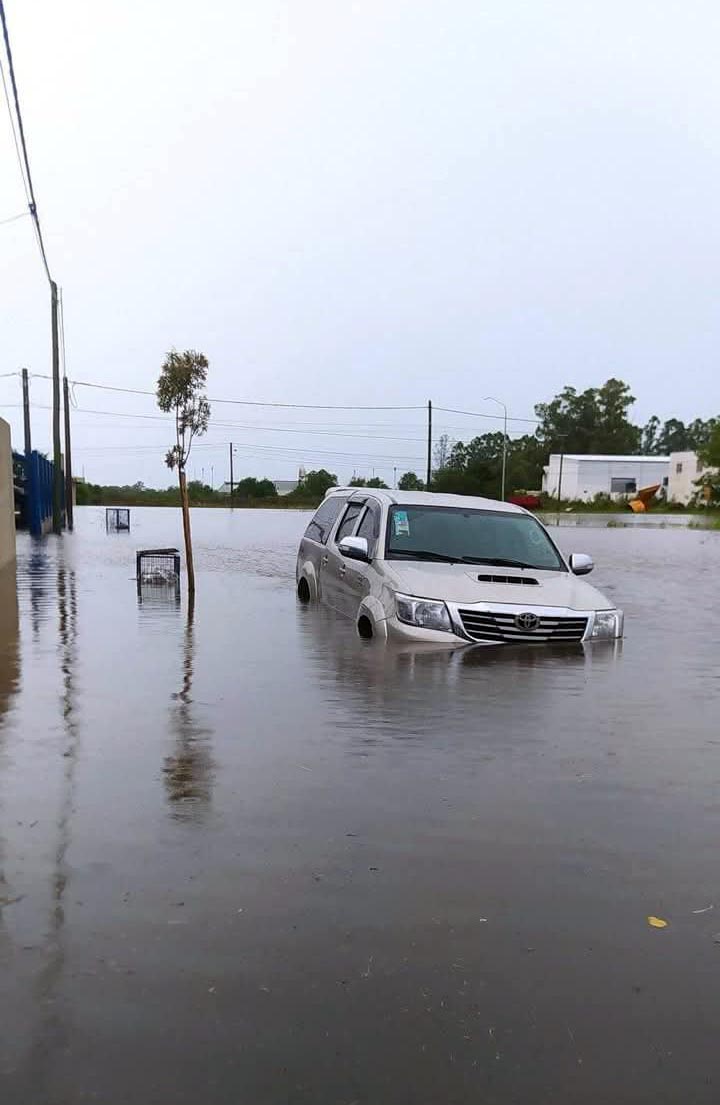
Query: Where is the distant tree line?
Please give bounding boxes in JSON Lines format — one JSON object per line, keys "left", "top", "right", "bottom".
{"left": 410, "top": 379, "right": 719, "bottom": 502}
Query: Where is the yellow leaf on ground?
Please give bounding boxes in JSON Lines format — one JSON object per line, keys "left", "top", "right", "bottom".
{"left": 647, "top": 915, "right": 668, "bottom": 928}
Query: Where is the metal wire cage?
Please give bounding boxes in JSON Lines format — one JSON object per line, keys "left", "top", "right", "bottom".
{"left": 136, "top": 548, "right": 181, "bottom": 591}
{"left": 106, "top": 507, "right": 131, "bottom": 531}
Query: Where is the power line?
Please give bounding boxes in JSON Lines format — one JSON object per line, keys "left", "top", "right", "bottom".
{"left": 0, "top": 0, "right": 52, "bottom": 283}
{"left": 68, "top": 437, "right": 425, "bottom": 463}
{"left": 11, "top": 402, "right": 426, "bottom": 463}
{"left": 0, "top": 209, "right": 28, "bottom": 227}
{"left": 435, "top": 405, "right": 541, "bottom": 426}
{"left": 61, "top": 404, "right": 431, "bottom": 443}
{"left": 14, "top": 378, "right": 427, "bottom": 428}
{"left": 28, "top": 375, "right": 424, "bottom": 410}
{"left": 0, "top": 49, "right": 29, "bottom": 204}
{"left": 28, "top": 374, "right": 543, "bottom": 423}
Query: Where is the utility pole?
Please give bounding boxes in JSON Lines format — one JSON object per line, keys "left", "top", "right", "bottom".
{"left": 556, "top": 452, "right": 564, "bottom": 514}
{"left": 63, "top": 376, "right": 74, "bottom": 531}
{"left": 483, "top": 396, "right": 508, "bottom": 500}
{"left": 21, "top": 367, "right": 31, "bottom": 456}
{"left": 393, "top": 466, "right": 397, "bottom": 489}
{"left": 51, "top": 281, "right": 63, "bottom": 533}
{"left": 426, "top": 400, "right": 433, "bottom": 491}
{"left": 229, "top": 442, "right": 234, "bottom": 498}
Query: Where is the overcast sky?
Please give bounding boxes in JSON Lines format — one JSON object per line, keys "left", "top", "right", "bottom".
{"left": 1, "top": 0, "right": 718, "bottom": 487}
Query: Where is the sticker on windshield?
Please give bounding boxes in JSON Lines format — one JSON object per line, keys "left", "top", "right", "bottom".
{"left": 393, "top": 510, "right": 410, "bottom": 537}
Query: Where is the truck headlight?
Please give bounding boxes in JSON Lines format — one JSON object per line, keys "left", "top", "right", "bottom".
{"left": 591, "top": 610, "right": 622, "bottom": 640}
{"left": 395, "top": 593, "right": 452, "bottom": 632}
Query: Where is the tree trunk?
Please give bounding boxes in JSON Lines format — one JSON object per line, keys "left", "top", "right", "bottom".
{"left": 179, "top": 468, "right": 195, "bottom": 598}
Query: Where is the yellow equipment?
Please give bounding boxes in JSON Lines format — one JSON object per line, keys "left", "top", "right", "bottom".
{"left": 628, "top": 484, "right": 661, "bottom": 513}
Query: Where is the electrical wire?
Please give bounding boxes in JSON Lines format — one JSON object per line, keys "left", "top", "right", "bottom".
{"left": 0, "top": 49, "right": 29, "bottom": 204}
{"left": 10, "top": 401, "right": 427, "bottom": 463}
{"left": 0, "top": 0, "right": 52, "bottom": 283}
{"left": 29, "top": 375, "right": 543, "bottom": 423}
{"left": 435, "top": 405, "right": 541, "bottom": 426}
{"left": 28, "top": 374, "right": 424, "bottom": 411}
{"left": 61, "top": 405, "right": 429, "bottom": 443}
{"left": 0, "top": 209, "right": 28, "bottom": 227}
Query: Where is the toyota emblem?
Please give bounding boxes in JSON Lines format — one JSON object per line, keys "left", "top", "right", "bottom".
{"left": 515, "top": 612, "right": 540, "bottom": 631}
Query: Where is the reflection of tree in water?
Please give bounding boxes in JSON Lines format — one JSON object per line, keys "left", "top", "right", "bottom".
{"left": 163, "top": 597, "right": 214, "bottom": 820}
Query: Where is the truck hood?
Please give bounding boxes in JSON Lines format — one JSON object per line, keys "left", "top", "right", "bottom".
{"left": 378, "top": 560, "right": 613, "bottom": 612}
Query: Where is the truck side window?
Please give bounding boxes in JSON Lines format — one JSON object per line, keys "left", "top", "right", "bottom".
{"left": 304, "top": 497, "right": 346, "bottom": 545}
{"left": 335, "top": 502, "right": 364, "bottom": 544}
{"left": 356, "top": 504, "right": 380, "bottom": 557}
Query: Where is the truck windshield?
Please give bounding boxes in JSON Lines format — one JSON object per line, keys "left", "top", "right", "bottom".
{"left": 385, "top": 505, "right": 565, "bottom": 571}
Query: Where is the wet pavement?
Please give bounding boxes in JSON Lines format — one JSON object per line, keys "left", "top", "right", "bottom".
{"left": 1, "top": 507, "right": 719, "bottom": 1104}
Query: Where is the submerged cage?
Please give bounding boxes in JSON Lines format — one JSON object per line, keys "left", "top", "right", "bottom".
{"left": 136, "top": 548, "right": 181, "bottom": 590}
{"left": 106, "top": 507, "right": 131, "bottom": 531}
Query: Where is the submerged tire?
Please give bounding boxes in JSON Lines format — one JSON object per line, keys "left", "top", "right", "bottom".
{"left": 297, "top": 577, "right": 311, "bottom": 603}
{"left": 357, "top": 615, "right": 374, "bottom": 640}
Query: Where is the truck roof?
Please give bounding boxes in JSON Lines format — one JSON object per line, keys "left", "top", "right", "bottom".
{"left": 326, "top": 488, "right": 525, "bottom": 514}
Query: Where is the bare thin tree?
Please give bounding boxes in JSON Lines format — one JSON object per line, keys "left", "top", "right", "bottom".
{"left": 156, "top": 349, "right": 211, "bottom": 598}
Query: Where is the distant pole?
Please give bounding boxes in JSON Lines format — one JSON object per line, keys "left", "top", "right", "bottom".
{"left": 426, "top": 400, "right": 432, "bottom": 490}
{"left": 63, "top": 376, "right": 74, "bottom": 531}
{"left": 556, "top": 452, "right": 564, "bottom": 513}
{"left": 501, "top": 407, "right": 507, "bottom": 500}
{"left": 21, "top": 367, "right": 31, "bottom": 455}
{"left": 211, "top": 465, "right": 214, "bottom": 488}
{"left": 482, "top": 395, "right": 508, "bottom": 500}
{"left": 393, "top": 466, "right": 397, "bottom": 489}
{"left": 51, "top": 281, "right": 63, "bottom": 533}
{"left": 229, "top": 442, "right": 234, "bottom": 498}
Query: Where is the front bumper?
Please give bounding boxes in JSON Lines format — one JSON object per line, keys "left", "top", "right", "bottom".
{"left": 386, "top": 601, "right": 623, "bottom": 647}
{"left": 386, "top": 614, "right": 469, "bottom": 647}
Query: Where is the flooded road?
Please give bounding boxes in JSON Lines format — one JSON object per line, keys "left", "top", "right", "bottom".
{"left": 1, "top": 507, "right": 720, "bottom": 1104}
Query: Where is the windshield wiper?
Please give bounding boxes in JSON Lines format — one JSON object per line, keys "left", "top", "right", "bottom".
{"left": 387, "top": 549, "right": 459, "bottom": 563}
{"left": 460, "top": 556, "right": 540, "bottom": 569}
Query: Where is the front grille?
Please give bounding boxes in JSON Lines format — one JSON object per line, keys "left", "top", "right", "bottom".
{"left": 458, "top": 608, "right": 588, "bottom": 644}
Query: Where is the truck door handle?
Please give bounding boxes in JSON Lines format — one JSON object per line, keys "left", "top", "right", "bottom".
{"left": 339, "top": 564, "right": 346, "bottom": 576}
{"left": 321, "top": 556, "right": 328, "bottom": 567}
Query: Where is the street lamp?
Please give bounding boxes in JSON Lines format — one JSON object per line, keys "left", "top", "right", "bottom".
{"left": 483, "top": 396, "right": 508, "bottom": 501}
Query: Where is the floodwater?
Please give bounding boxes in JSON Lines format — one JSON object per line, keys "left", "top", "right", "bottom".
{"left": 1, "top": 507, "right": 719, "bottom": 1105}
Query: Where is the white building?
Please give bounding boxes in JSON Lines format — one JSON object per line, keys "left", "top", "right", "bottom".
{"left": 218, "top": 478, "right": 299, "bottom": 496}
{"left": 542, "top": 454, "right": 670, "bottom": 502}
{"left": 667, "top": 451, "right": 709, "bottom": 504}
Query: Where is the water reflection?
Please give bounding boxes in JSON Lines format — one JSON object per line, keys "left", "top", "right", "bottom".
{"left": 0, "top": 563, "right": 20, "bottom": 730}
{"left": 27, "top": 543, "right": 51, "bottom": 638}
{"left": 19, "top": 560, "right": 80, "bottom": 1091}
{"left": 297, "top": 601, "right": 607, "bottom": 689}
{"left": 137, "top": 580, "right": 182, "bottom": 609}
{"left": 295, "top": 601, "right": 623, "bottom": 759}
{"left": 163, "top": 597, "right": 214, "bottom": 819}
{"left": 0, "top": 564, "right": 20, "bottom": 948}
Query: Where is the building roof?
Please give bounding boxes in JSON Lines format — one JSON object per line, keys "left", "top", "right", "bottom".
{"left": 327, "top": 488, "right": 525, "bottom": 514}
{"left": 547, "top": 454, "right": 670, "bottom": 463}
